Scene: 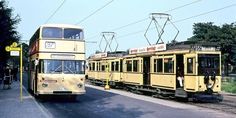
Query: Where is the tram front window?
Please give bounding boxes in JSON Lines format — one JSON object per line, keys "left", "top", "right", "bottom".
{"left": 198, "top": 54, "right": 220, "bottom": 76}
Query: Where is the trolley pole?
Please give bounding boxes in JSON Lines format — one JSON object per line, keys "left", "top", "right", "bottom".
{"left": 104, "top": 64, "right": 110, "bottom": 90}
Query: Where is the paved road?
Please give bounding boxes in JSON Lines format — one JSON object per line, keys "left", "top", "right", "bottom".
{"left": 22, "top": 73, "right": 235, "bottom": 118}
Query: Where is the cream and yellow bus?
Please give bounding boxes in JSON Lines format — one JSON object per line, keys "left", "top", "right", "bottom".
{"left": 28, "top": 24, "right": 86, "bottom": 96}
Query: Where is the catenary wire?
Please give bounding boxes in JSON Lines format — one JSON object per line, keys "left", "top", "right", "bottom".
{"left": 76, "top": 0, "right": 114, "bottom": 25}
{"left": 44, "top": 0, "right": 67, "bottom": 24}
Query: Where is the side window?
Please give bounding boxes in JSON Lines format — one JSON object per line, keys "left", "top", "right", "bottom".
{"left": 92, "top": 62, "right": 95, "bottom": 71}
{"left": 187, "top": 58, "right": 194, "bottom": 74}
{"left": 164, "top": 58, "right": 174, "bottom": 73}
{"left": 111, "top": 62, "right": 115, "bottom": 71}
{"left": 115, "top": 61, "right": 119, "bottom": 71}
{"left": 126, "top": 60, "right": 132, "bottom": 72}
{"left": 101, "top": 65, "right": 106, "bottom": 71}
{"left": 133, "top": 60, "right": 139, "bottom": 72}
{"left": 156, "top": 59, "right": 163, "bottom": 73}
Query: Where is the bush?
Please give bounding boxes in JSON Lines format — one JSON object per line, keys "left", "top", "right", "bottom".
{"left": 222, "top": 81, "right": 236, "bottom": 93}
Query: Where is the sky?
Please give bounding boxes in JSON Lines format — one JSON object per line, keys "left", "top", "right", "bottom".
{"left": 7, "top": 0, "right": 236, "bottom": 57}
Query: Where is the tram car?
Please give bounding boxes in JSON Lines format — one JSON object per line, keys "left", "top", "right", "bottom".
{"left": 87, "top": 42, "right": 223, "bottom": 102}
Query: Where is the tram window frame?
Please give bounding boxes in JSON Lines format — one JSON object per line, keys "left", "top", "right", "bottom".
{"left": 187, "top": 58, "right": 194, "bottom": 74}
{"left": 126, "top": 60, "right": 132, "bottom": 72}
{"left": 164, "top": 58, "right": 174, "bottom": 73}
{"left": 133, "top": 60, "right": 139, "bottom": 72}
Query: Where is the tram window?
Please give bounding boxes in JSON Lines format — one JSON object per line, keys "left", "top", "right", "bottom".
{"left": 92, "top": 63, "right": 95, "bottom": 71}
{"left": 111, "top": 62, "right": 115, "bottom": 71}
{"left": 101, "top": 65, "right": 106, "bottom": 71}
{"left": 64, "top": 28, "right": 83, "bottom": 40}
{"left": 187, "top": 58, "right": 194, "bottom": 74}
{"left": 42, "top": 27, "right": 62, "bottom": 38}
{"left": 89, "top": 63, "right": 92, "bottom": 71}
{"left": 164, "top": 58, "right": 174, "bottom": 73}
{"left": 133, "top": 60, "right": 139, "bottom": 72}
{"left": 115, "top": 61, "right": 119, "bottom": 71}
{"left": 126, "top": 60, "right": 132, "bottom": 72}
{"left": 156, "top": 59, "right": 163, "bottom": 73}
{"left": 198, "top": 54, "right": 220, "bottom": 75}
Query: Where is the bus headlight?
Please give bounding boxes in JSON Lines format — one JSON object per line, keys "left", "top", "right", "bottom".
{"left": 42, "top": 83, "right": 48, "bottom": 87}
{"left": 77, "top": 83, "right": 83, "bottom": 88}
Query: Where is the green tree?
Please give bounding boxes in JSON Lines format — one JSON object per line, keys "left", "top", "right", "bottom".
{"left": 0, "top": 0, "right": 21, "bottom": 67}
{"left": 188, "top": 22, "right": 236, "bottom": 75}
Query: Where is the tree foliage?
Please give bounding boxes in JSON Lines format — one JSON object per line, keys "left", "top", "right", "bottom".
{"left": 188, "top": 22, "right": 236, "bottom": 74}
{"left": 0, "top": 0, "right": 21, "bottom": 66}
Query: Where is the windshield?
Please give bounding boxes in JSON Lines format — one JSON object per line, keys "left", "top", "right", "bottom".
{"left": 39, "top": 60, "right": 85, "bottom": 74}
{"left": 64, "top": 28, "right": 84, "bottom": 40}
{"left": 198, "top": 54, "right": 220, "bottom": 76}
{"left": 42, "top": 27, "right": 84, "bottom": 40}
{"left": 42, "top": 27, "right": 63, "bottom": 38}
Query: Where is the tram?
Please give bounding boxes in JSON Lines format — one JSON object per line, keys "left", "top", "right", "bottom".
{"left": 87, "top": 42, "right": 223, "bottom": 102}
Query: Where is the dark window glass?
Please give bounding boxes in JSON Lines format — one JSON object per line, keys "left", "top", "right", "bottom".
{"left": 115, "top": 61, "right": 119, "bottom": 71}
{"left": 164, "top": 58, "right": 174, "bottom": 73}
{"left": 133, "top": 60, "right": 138, "bottom": 72}
{"left": 198, "top": 54, "right": 220, "bottom": 75}
{"left": 42, "top": 27, "right": 62, "bottom": 38}
{"left": 127, "top": 60, "right": 132, "bottom": 72}
{"left": 101, "top": 65, "right": 106, "bottom": 71}
{"left": 157, "top": 59, "right": 163, "bottom": 73}
{"left": 89, "top": 63, "right": 91, "bottom": 71}
{"left": 92, "top": 63, "right": 95, "bottom": 71}
{"left": 111, "top": 62, "right": 115, "bottom": 71}
{"left": 64, "top": 28, "right": 83, "bottom": 40}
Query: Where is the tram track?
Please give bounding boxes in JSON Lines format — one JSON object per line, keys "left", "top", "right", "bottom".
{"left": 86, "top": 82, "right": 236, "bottom": 114}
{"left": 189, "top": 94, "right": 236, "bottom": 114}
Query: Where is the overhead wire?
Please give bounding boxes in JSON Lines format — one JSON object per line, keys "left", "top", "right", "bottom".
{"left": 76, "top": 0, "right": 114, "bottom": 25}
{"left": 44, "top": 0, "right": 67, "bottom": 24}
{"left": 116, "top": 3, "right": 236, "bottom": 39}
{"left": 86, "top": 0, "right": 202, "bottom": 40}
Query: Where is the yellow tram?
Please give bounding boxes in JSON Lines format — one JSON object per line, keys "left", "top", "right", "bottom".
{"left": 87, "top": 42, "right": 222, "bottom": 101}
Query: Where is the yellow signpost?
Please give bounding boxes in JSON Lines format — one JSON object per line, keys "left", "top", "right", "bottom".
{"left": 5, "top": 42, "right": 23, "bottom": 102}
{"left": 104, "top": 64, "right": 110, "bottom": 90}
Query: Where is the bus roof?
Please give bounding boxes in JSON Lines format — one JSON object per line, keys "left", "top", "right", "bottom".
{"left": 40, "top": 24, "right": 83, "bottom": 29}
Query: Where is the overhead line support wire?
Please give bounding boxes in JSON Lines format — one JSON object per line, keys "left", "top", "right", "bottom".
{"left": 44, "top": 0, "right": 67, "bottom": 24}
{"left": 87, "top": 0, "right": 202, "bottom": 40}
{"left": 76, "top": 0, "right": 114, "bottom": 25}
{"left": 116, "top": 3, "right": 236, "bottom": 39}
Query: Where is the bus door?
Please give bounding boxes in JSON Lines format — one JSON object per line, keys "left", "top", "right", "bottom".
{"left": 143, "top": 57, "right": 150, "bottom": 85}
